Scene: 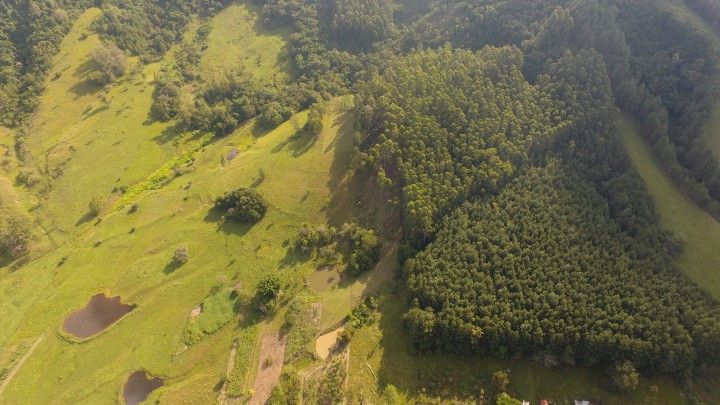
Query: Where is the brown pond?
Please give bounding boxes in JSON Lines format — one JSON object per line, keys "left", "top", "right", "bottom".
{"left": 62, "top": 293, "right": 133, "bottom": 339}
{"left": 123, "top": 371, "right": 164, "bottom": 405}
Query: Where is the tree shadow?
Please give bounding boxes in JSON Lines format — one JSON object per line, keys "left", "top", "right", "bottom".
{"left": 289, "top": 132, "right": 317, "bottom": 157}
{"left": 152, "top": 124, "right": 182, "bottom": 145}
{"left": 325, "top": 111, "right": 363, "bottom": 228}
{"left": 250, "top": 169, "right": 266, "bottom": 188}
{"left": 82, "top": 105, "right": 109, "bottom": 120}
{"left": 271, "top": 129, "right": 318, "bottom": 157}
{"left": 70, "top": 79, "right": 102, "bottom": 97}
{"left": 75, "top": 212, "right": 96, "bottom": 227}
{"left": 163, "top": 261, "right": 183, "bottom": 274}
{"left": 203, "top": 208, "right": 256, "bottom": 237}
{"left": 251, "top": 122, "right": 273, "bottom": 138}
{"left": 278, "top": 246, "right": 309, "bottom": 269}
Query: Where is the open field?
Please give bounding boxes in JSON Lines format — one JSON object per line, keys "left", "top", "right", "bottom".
{"left": 201, "top": 2, "right": 290, "bottom": 85}
{"left": 0, "top": 4, "right": 365, "bottom": 403}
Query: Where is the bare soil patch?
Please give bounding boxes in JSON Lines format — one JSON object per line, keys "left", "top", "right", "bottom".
{"left": 315, "top": 327, "right": 344, "bottom": 360}
{"left": 249, "top": 333, "right": 287, "bottom": 405}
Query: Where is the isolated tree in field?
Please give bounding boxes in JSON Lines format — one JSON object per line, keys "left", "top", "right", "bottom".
{"left": 88, "top": 43, "right": 127, "bottom": 85}
{"left": 256, "top": 273, "right": 281, "bottom": 303}
{"left": 172, "top": 246, "right": 189, "bottom": 266}
{"left": 214, "top": 188, "right": 268, "bottom": 223}
{"left": 88, "top": 197, "right": 102, "bottom": 217}
{"left": 609, "top": 360, "right": 639, "bottom": 392}
{"left": 343, "top": 224, "right": 381, "bottom": 275}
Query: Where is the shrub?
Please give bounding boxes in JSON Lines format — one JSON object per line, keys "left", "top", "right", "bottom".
{"left": 303, "top": 103, "right": 324, "bottom": 137}
{"left": 88, "top": 44, "right": 127, "bottom": 85}
{"left": 343, "top": 224, "right": 380, "bottom": 275}
{"left": 88, "top": 197, "right": 103, "bottom": 217}
{"left": 608, "top": 360, "right": 639, "bottom": 392}
{"left": 496, "top": 393, "right": 522, "bottom": 405}
{"left": 173, "top": 246, "right": 189, "bottom": 265}
{"left": 214, "top": 188, "right": 268, "bottom": 223}
{"left": 293, "top": 224, "right": 336, "bottom": 255}
{"left": 382, "top": 385, "right": 405, "bottom": 405}
{"left": 256, "top": 274, "right": 282, "bottom": 303}
{"left": 492, "top": 370, "right": 510, "bottom": 393}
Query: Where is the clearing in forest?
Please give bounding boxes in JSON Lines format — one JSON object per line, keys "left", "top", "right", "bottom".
{"left": 620, "top": 114, "right": 720, "bottom": 300}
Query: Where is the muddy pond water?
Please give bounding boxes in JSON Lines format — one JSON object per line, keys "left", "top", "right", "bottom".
{"left": 123, "top": 371, "right": 164, "bottom": 405}
{"left": 62, "top": 293, "right": 133, "bottom": 339}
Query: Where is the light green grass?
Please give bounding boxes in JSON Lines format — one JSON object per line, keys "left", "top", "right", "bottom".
{"left": 619, "top": 114, "right": 720, "bottom": 300}
{"left": 201, "top": 2, "right": 290, "bottom": 85}
{"left": 0, "top": 102, "right": 350, "bottom": 403}
{"left": 0, "top": 6, "right": 353, "bottom": 402}
{"left": 184, "top": 287, "right": 238, "bottom": 345}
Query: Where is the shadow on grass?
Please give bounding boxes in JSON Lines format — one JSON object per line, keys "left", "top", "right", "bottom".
{"left": 271, "top": 130, "right": 317, "bottom": 157}
{"left": 325, "top": 111, "right": 362, "bottom": 228}
{"left": 83, "top": 105, "right": 109, "bottom": 120}
{"left": 278, "top": 247, "right": 309, "bottom": 269}
{"left": 152, "top": 124, "right": 182, "bottom": 145}
{"left": 163, "top": 261, "right": 182, "bottom": 274}
{"left": 70, "top": 79, "right": 102, "bottom": 97}
{"left": 75, "top": 211, "right": 97, "bottom": 227}
{"left": 203, "top": 208, "right": 255, "bottom": 237}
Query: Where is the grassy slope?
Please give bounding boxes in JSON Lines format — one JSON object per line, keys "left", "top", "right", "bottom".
{"left": 619, "top": 114, "right": 720, "bottom": 300}
{"left": 200, "top": 2, "right": 290, "bottom": 85}
{"left": 26, "top": 8, "right": 177, "bottom": 238}
{"left": 0, "top": 4, "right": 357, "bottom": 404}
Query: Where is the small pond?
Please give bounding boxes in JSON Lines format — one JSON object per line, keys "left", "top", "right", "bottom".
{"left": 62, "top": 293, "right": 133, "bottom": 339}
{"left": 123, "top": 371, "right": 164, "bottom": 405}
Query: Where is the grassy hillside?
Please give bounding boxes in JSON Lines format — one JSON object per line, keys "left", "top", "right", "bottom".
{"left": 200, "top": 2, "right": 290, "bottom": 85}
{"left": 0, "top": 5, "right": 367, "bottom": 403}
{"left": 26, "top": 7, "right": 177, "bottom": 239}
{"left": 619, "top": 114, "right": 720, "bottom": 301}
{"left": 4, "top": 1, "right": 720, "bottom": 404}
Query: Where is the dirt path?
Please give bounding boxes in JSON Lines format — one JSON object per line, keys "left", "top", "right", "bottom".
{"left": 249, "top": 333, "right": 287, "bottom": 405}
{"left": 0, "top": 335, "right": 45, "bottom": 396}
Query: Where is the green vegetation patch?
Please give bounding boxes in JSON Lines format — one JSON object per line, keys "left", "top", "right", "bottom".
{"left": 113, "top": 149, "right": 198, "bottom": 211}
{"left": 184, "top": 287, "right": 238, "bottom": 345}
{"left": 200, "top": 2, "right": 289, "bottom": 84}
{"left": 226, "top": 326, "right": 260, "bottom": 398}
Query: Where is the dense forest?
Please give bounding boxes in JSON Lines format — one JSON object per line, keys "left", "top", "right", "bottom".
{"left": 4, "top": 0, "right": 720, "bottom": 399}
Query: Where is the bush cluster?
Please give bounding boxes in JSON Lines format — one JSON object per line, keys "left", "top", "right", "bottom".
{"left": 214, "top": 188, "right": 268, "bottom": 223}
